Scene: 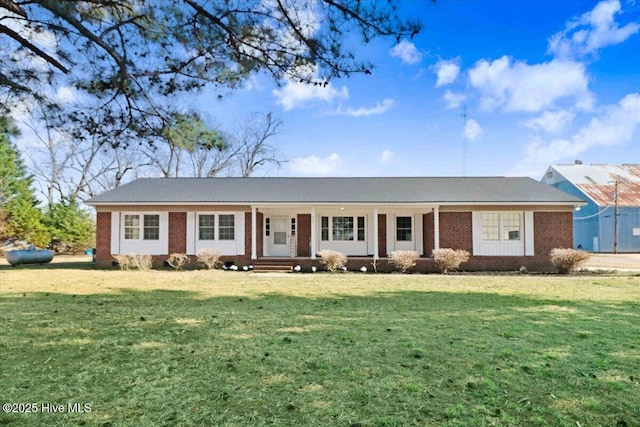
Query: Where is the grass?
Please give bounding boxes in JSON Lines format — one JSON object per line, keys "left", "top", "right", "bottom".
{"left": 1, "top": 264, "right": 639, "bottom": 426}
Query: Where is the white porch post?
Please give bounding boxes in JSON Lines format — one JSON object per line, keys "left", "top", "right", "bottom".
{"left": 373, "top": 207, "right": 379, "bottom": 260}
{"left": 310, "top": 207, "right": 317, "bottom": 259}
{"left": 251, "top": 206, "right": 257, "bottom": 260}
{"left": 433, "top": 206, "right": 440, "bottom": 250}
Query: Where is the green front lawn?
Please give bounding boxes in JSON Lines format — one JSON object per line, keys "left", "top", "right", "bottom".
{"left": 1, "top": 269, "right": 639, "bottom": 426}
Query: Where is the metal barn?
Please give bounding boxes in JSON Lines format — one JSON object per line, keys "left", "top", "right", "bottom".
{"left": 542, "top": 163, "right": 640, "bottom": 253}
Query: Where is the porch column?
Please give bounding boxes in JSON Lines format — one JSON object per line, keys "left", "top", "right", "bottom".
{"left": 373, "top": 207, "right": 379, "bottom": 260}
{"left": 251, "top": 206, "right": 257, "bottom": 260}
{"left": 433, "top": 206, "right": 440, "bottom": 250}
{"left": 310, "top": 207, "right": 317, "bottom": 259}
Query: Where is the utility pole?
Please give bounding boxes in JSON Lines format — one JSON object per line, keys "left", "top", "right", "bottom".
{"left": 613, "top": 180, "right": 619, "bottom": 254}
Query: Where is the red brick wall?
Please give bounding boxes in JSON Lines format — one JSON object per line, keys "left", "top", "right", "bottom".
{"left": 257, "top": 212, "right": 264, "bottom": 258}
{"left": 244, "top": 212, "right": 252, "bottom": 258}
{"left": 297, "top": 214, "right": 311, "bottom": 257}
{"left": 243, "top": 212, "right": 265, "bottom": 258}
{"left": 534, "top": 211, "right": 573, "bottom": 256}
{"left": 423, "top": 212, "right": 434, "bottom": 256}
{"left": 378, "top": 214, "right": 387, "bottom": 257}
{"left": 168, "top": 212, "right": 187, "bottom": 254}
{"left": 439, "top": 212, "right": 473, "bottom": 253}
{"left": 96, "top": 212, "right": 112, "bottom": 267}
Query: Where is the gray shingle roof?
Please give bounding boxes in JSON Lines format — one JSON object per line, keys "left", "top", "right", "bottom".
{"left": 86, "top": 177, "right": 584, "bottom": 205}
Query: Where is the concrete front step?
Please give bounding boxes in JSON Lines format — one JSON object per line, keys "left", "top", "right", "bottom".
{"left": 251, "top": 263, "right": 293, "bottom": 273}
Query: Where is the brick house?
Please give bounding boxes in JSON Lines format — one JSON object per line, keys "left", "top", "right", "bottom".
{"left": 86, "top": 177, "right": 584, "bottom": 272}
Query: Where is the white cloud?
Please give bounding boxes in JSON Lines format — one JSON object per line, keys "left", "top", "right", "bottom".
{"left": 443, "top": 90, "right": 466, "bottom": 110}
{"left": 380, "top": 150, "right": 394, "bottom": 164}
{"left": 524, "top": 110, "right": 576, "bottom": 133}
{"left": 273, "top": 78, "right": 349, "bottom": 111}
{"left": 468, "top": 56, "right": 594, "bottom": 113}
{"left": 463, "top": 119, "right": 483, "bottom": 141}
{"left": 287, "top": 153, "right": 345, "bottom": 176}
{"left": 511, "top": 93, "right": 640, "bottom": 175}
{"left": 337, "top": 99, "right": 395, "bottom": 117}
{"left": 548, "top": 0, "right": 639, "bottom": 59}
{"left": 390, "top": 40, "right": 423, "bottom": 65}
{"left": 433, "top": 59, "right": 460, "bottom": 87}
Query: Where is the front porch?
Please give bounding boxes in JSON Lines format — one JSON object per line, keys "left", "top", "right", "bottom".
{"left": 250, "top": 205, "right": 442, "bottom": 261}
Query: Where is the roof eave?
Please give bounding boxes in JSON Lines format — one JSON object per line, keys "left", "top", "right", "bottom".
{"left": 86, "top": 200, "right": 584, "bottom": 207}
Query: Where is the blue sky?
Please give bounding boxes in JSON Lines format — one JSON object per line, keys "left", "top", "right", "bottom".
{"left": 194, "top": 0, "right": 640, "bottom": 179}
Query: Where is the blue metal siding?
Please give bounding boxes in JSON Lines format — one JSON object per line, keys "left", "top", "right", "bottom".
{"left": 552, "top": 181, "right": 599, "bottom": 251}
{"left": 598, "top": 208, "right": 640, "bottom": 252}
{"left": 553, "top": 181, "right": 640, "bottom": 252}
{"left": 613, "top": 207, "right": 640, "bottom": 252}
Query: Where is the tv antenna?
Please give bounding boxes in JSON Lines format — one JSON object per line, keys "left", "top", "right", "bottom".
{"left": 461, "top": 105, "right": 469, "bottom": 176}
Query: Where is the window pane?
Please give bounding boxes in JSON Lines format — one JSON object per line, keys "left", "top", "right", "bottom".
{"left": 265, "top": 218, "right": 270, "bottom": 236}
{"left": 503, "top": 213, "right": 521, "bottom": 241}
{"left": 333, "top": 216, "right": 354, "bottom": 241}
{"left": 482, "top": 213, "right": 500, "bottom": 241}
{"left": 218, "top": 214, "right": 235, "bottom": 240}
{"left": 274, "top": 232, "right": 286, "bottom": 245}
{"left": 357, "top": 216, "right": 365, "bottom": 241}
{"left": 396, "top": 216, "right": 412, "bottom": 241}
{"left": 143, "top": 214, "right": 160, "bottom": 240}
{"left": 124, "top": 215, "right": 140, "bottom": 227}
{"left": 199, "top": 215, "right": 215, "bottom": 240}
{"left": 321, "top": 216, "right": 329, "bottom": 241}
{"left": 124, "top": 215, "right": 140, "bottom": 240}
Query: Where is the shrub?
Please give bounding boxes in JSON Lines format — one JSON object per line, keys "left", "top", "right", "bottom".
{"left": 550, "top": 248, "right": 590, "bottom": 274}
{"left": 317, "top": 249, "right": 347, "bottom": 272}
{"left": 113, "top": 254, "right": 153, "bottom": 271}
{"left": 197, "top": 248, "right": 222, "bottom": 269}
{"left": 432, "top": 248, "right": 470, "bottom": 274}
{"left": 133, "top": 254, "right": 154, "bottom": 271}
{"left": 113, "top": 254, "right": 134, "bottom": 271}
{"left": 167, "top": 253, "right": 190, "bottom": 270}
{"left": 389, "top": 250, "right": 420, "bottom": 273}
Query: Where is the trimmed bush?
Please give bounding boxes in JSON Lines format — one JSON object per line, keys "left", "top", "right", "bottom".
{"left": 167, "top": 253, "right": 190, "bottom": 270}
{"left": 133, "top": 254, "right": 153, "bottom": 271}
{"left": 113, "top": 254, "right": 154, "bottom": 271}
{"left": 432, "top": 248, "right": 470, "bottom": 274}
{"left": 317, "top": 249, "right": 347, "bottom": 272}
{"left": 389, "top": 250, "right": 420, "bottom": 273}
{"left": 113, "top": 254, "right": 134, "bottom": 271}
{"left": 197, "top": 248, "right": 222, "bottom": 270}
{"left": 550, "top": 248, "right": 590, "bottom": 274}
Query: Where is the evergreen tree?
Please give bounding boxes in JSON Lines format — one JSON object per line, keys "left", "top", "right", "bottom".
{"left": 0, "top": 116, "right": 50, "bottom": 247}
{"left": 44, "top": 198, "right": 95, "bottom": 254}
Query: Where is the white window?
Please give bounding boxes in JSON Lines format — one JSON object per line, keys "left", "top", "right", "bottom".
{"left": 321, "top": 216, "right": 365, "bottom": 242}
{"left": 218, "top": 214, "right": 235, "bottom": 240}
{"left": 199, "top": 215, "right": 215, "bottom": 240}
{"left": 482, "top": 213, "right": 500, "bottom": 241}
{"left": 124, "top": 214, "right": 159, "bottom": 240}
{"left": 502, "top": 213, "right": 521, "bottom": 241}
{"left": 474, "top": 211, "right": 530, "bottom": 257}
{"left": 197, "top": 213, "right": 235, "bottom": 241}
{"left": 482, "top": 213, "right": 520, "bottom": 241}
{"left": 396, "top": 216, "right": 412, "bottom": 241}
{"left": 482, "top": 212, "right": 522, "bottom": 242}
{"left": 333, "top": 216, "right": 354, "bottom": 241}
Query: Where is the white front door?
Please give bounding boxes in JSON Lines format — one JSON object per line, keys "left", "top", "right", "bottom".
{"left": 270, "top": 216, "right": 290, "bottom": 256}
{"left": 394, "top": 215, "right": 415, "bottom": 251}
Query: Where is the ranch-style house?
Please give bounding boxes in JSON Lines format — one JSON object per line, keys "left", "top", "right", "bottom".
{"left": 86, "top": 177, "right": 584, "bottom": 272}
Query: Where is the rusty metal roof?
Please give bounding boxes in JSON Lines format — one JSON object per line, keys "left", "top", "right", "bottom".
{"left": 549, "top": 164, "right": 640, "bottom": 207}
